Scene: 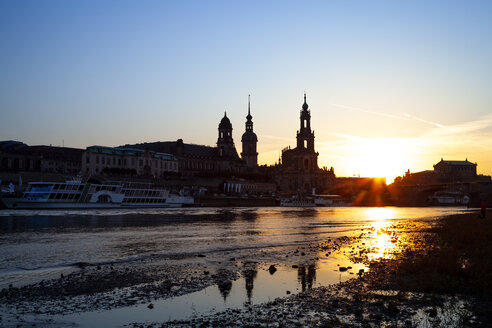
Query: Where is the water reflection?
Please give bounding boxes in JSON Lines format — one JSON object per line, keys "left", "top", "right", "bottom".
{"left": 297, "top": 264, "right": 316, "bottom": 292}
{"left": 364, "top": 208, "right": 402, "bottom": 261}
{"left": 243, "top": 267, "right": 258, "bottom": 305}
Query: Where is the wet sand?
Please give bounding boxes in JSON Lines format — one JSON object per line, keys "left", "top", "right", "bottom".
{"left": 2, "top": 207, "right": 484, "bottom": 327}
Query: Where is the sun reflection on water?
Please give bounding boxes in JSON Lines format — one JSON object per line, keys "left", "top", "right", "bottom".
{"left": 364, "top": 208, "right": 402, "bottom": 261}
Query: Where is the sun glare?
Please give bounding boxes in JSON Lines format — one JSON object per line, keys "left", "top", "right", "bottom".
{"left": 363, "top": 207, "right": 401, "bottom": 261}
{"left": 343, "top": 138, "right": 418, "bottom": 183}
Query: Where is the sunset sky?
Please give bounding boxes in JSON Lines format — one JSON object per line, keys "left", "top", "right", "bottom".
{"left": 1, "top": 1, "right": 492, "bottom": 182}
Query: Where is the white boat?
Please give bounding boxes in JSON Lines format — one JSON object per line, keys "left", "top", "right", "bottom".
{"left": 280, "top": 197, "right": 316, "bottom": 207}
{"left": 280, "top": 194, "right": 351, "bottom": 207}
{"left": 428, "top": 191, "right": 470, "bottom": 206}
{"left": 1, "top": 180, "right": 194, "bottom": 209}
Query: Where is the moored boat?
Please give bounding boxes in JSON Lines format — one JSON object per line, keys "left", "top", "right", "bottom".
{"left": 1, "top": 180, "right": 194, "bottom": 209}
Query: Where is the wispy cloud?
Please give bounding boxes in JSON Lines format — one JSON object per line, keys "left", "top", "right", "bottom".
{"left": 331, "top": 103, "right": 446, "bottom": 128}
{"left": 258, "top": 134, "right": 293, "bottom": 142}
{"left": 330, "top": 104, "right": 408, "bottom": 121}
{"left": 402, "top": 113, "right": 445, "bottom": 128}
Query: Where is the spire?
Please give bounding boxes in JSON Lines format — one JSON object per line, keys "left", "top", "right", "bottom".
{"left": 224, "top": 111, "right": 227, "bottom": 117}
{"left": 246, "top": 94, "right": 252, "bottom": 121}
{"left": 248, "top": 94, "right": 251, "bottom": 116}
{"left": 302, "top": 92, "right": 309, "bottom": 110}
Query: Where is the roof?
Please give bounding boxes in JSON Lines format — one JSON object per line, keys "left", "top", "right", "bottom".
{"left": 87, "top": 145, "right": 177, "bottom": 161}
{"left": 26, "top": 146, "right": 84, "bottom": 162}
{"left": 120, "top": 141, "right": 219, "bottom": 158}
{"left": 0, "top": 140, "right": 28, "bottom": 152}
{"left": 435, "top": 159, "right": 476, "bottom": 166}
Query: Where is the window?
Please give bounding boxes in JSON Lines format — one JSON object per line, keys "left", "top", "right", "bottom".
{"left": 102, "top": 157, "right": 105, "bottom": 165}
{"left": 96, "top": 156, "right": 99, "bottom": 164}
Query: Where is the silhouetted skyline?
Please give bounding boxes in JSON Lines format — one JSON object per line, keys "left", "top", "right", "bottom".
{"left": 1, "top": 1, "right": 492, "bottom": 182}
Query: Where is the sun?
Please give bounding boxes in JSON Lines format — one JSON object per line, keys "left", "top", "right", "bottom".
{"left": 344, "top": 137, "right": 418, "bottom": 183}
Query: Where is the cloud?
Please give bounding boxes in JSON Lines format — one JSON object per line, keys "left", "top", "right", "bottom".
{"left": 402, "top": 113, "right": 445, "bottom": 128}
{"left": 331, "top": 103, "right": 446, "bottom": 128}
{"left": 258, "top": 134, "right": 293, "bottom": 142}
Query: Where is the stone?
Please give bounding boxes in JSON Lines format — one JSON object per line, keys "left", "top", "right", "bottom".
{"left": 339, "top": 267, "right": 348, "bottom": 272}
{"left": 268, "top": 265, "right": 277, "bottom": 275}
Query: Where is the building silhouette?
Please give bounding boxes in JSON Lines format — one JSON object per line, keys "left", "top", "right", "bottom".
{"left": 241, "top": 95, "right": 258, "bottom": 168}
{"left": 275, "top": 94, "right": 335, "bottom": 192}
{"left": 122, "top": 112, "right": 247, "bottom": 177}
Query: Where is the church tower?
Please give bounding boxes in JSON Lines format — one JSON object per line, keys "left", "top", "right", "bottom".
{"left": 296, "top": 93, "right": 315, "bottom": 151}
{"left": 241, "top": 95, "right": 258, "bottom": 168}
{"left": 217, "top": 112, "right": 239, "bottom": 158}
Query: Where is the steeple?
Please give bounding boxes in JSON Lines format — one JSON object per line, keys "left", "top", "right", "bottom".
{"left": 246, "top": 94, "right": 252, "bottom": 120}
{"left": 297, "top": 93, "right": 315, "bottom": 151}
{"left": 302, "top": 92, "right": 309, "bottom": 111}
{"left": 241, "top": 94, "right": 258, "bottom": 168}
{"left": 245, "top": 94, "right": 253, "bottom": 131}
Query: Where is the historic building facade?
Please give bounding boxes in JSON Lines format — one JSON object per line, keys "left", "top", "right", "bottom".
{"left": 82, "top": 146, "right": 178, "bottom": 177}
{"left": 0, "top": 141, "right": 83, "bottom": 174}
{"left": 241, "top": 95, "right": 258, "bottom": 168}
{"left": 395, "top": 158, "right": 490, "bottom": 185}
{"left": 122, "top": 112, "right": 248, "bottom": 177}
{"left": 275, "top": 94, "right": 335, "bottom": 192}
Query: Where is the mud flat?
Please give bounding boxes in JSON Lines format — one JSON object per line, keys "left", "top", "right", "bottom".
{"left": 2, "top": 208, "right": 487, "bottom": 327}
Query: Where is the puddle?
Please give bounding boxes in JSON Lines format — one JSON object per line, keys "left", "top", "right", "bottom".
{"left": 47, "top": 252, "right": 366, "bottom": 327}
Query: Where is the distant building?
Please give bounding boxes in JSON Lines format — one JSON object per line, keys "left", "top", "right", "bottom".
{"left": 395, "top": 158, "right": 491, "bottom": 185}
{"left": 0, "top": 141, "right": 83, "bottom": 174}
{"left": 82, "top": 146, "right": 178, "bottom": 177}
{"left": 122, "top": 113, "right": 248, "bottom": 177}
{"left": 241, "top": 95, "right": 258, "bottom": 168}
{"left": 433, "top": 159, "right": 478, "bottom": 182}
{"left": 274, "top": 94, "right": 335, "bottom": 192}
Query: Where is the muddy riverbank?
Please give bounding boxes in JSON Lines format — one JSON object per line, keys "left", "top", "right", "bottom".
{"left": 1, "top": 207, "right": 482, "bottom": 327}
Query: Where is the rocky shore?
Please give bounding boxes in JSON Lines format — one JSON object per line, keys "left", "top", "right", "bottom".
{"left": 1, "top": 211, "right": 490, "bottom": 327}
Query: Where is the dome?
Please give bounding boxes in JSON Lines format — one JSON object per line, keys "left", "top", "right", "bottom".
{"left": 219, "top": 112, "right": 232, "bottom": 129}
{"left": 302, "top": 93, "right": 309, "bottom": 111}
{"left": 241, "top": 130, "right": 258, "bottom": 142}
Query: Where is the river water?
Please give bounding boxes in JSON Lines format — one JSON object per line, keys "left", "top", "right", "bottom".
{"left": 0, "top": 207, "right": 466, "bottom": 326}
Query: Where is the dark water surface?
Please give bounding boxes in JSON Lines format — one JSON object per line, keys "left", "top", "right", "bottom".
{"left": 0, "top": 207, "right": 465, "bottom": 326}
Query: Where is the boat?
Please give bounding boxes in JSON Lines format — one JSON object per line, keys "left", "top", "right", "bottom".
{"left": 0, "top": 180, "right": 194, "bottom": 209}
{"left": 428, "top": 191, "right": 470, "bottom": 206}
{"left": 280, "top": 196, "right": 316, "bottom": 207}
{"left": 313, "top": 194, "right": 351, "bottom": 206}
{"left": 280, "top": 194, "right": 351, "bottom": 207}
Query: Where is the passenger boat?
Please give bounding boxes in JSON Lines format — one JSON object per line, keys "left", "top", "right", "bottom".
{"left": 280, "top": 194, "right": 351, "bottom": 207}
{"left": 428, "top": 191, "right": 470, "bottom": 206}
{"left": 280, "top": 197, "right": 316, "bottom": 207}
{"left": 1, "top": 180, "right": 194, "bottom": 209}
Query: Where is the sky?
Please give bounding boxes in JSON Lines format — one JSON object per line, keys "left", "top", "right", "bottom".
{"left": 1, "top": 0, "right": 492, "bottom": 183}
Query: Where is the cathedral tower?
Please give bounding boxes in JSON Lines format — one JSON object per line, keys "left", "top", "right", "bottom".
{"left": 241, "top": 95, "right": 258, "bottom": 168}
{"left": 217, "top": 112, "right": 239, "bottom": 158}
{"left": 296, "top": 93, "right": 315, "bottom": 151}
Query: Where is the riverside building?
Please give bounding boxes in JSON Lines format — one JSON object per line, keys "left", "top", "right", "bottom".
{"left": 275, "top": 94, "right": 335, "bottom": 192}
{"left": 82, "top": 146, "right": 178, "bottom": 177}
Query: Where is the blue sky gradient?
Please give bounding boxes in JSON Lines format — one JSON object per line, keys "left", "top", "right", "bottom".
{"left": 1, "top": 1, "right": 492, "bottom": 180}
